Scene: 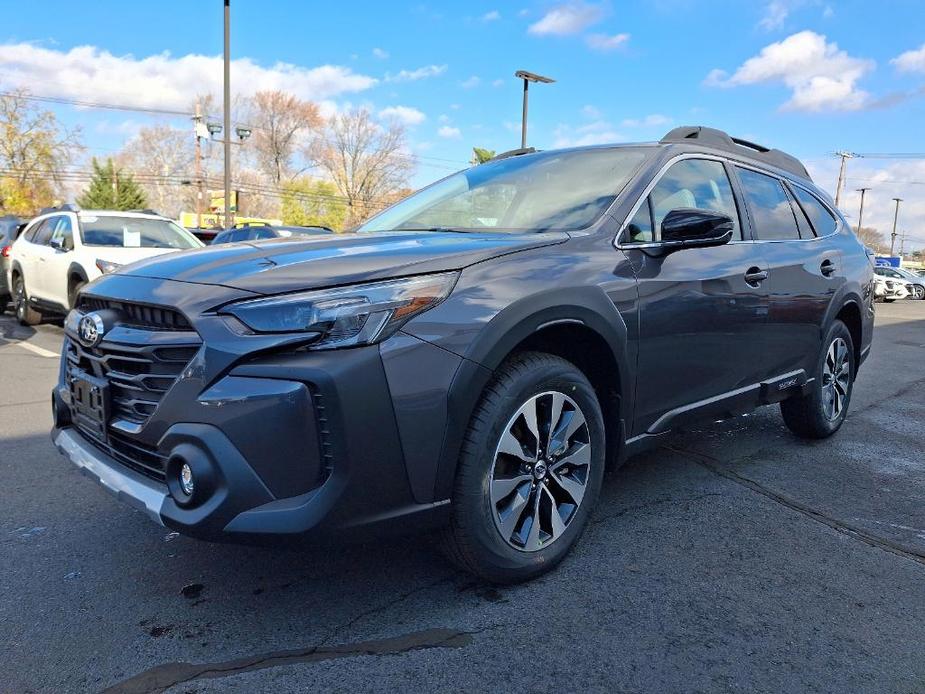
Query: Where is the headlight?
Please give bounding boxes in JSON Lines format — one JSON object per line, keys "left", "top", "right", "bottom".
{"left": 96, "top": 259, "right": 123, "bottom": 274}
{"left": 219, "top": 272, "right": 459, "bottom": 349}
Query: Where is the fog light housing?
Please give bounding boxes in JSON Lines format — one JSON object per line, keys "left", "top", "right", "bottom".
{"left": 180, "top": 463, "right": 195, "bottom": 496}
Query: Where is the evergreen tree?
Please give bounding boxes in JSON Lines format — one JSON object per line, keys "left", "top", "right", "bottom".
{"left": 77, "top": 158, "right": 147, "bottom": 210}
{"left": 470, "top": 147, "right": 496, "bottom": 165}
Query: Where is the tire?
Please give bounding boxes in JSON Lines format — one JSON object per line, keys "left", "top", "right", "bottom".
{"left": 13, "top": 275, "right": 42, "bottom": 326}
{"left": 0, "top": 293, "right": 9, "bottom": 313}
{"left": 914, "top": 285, "right": 925, "bottom": 300}
{"left": 883, "top": 298, "right": 895, "bottom": 303}
{"left": 441, "top": 351, "right": 606, "bottom": 584}
{"left": 68, "top": 280, "right": 86, "bottom": 309}
{"left": 781, "top": 320, "right": 854, "bottom": 439}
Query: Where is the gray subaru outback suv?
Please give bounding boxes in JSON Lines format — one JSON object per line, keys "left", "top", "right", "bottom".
{"left": 52, "top": 126, "right": 874, "bottom": 582}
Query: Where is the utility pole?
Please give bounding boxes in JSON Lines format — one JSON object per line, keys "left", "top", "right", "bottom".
{"left": 899, "top": 230, "right": 907, "bottom": 257}
{"left": 890, "top": 197, "right": 902, "bottom": 256}
{"left": 223, "top": 0, "right": 232, "bottom": 229}
{"left": 833, "top": 151, "right": 855, "bottom": 208}
{"left": 856, "top": 187, "right": 870, "bottom": 231}
{"left": 193, "top": 100, "right": 205, "bottom": 228}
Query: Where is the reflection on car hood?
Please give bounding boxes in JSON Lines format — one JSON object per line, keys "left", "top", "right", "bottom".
{"left": 119, "top": 230, "right": 568, "bottom": 294}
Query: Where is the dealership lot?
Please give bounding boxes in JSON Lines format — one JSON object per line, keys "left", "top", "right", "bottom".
{"left": 1, "top": 303, "right": 924, "bottom": 693}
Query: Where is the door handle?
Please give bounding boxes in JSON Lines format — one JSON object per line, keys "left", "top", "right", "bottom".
{"left": 820, "top": 258, "right": 836, "bottom": 277}
{"left": 744, "top": 267, "right": 769, "bottom": 285}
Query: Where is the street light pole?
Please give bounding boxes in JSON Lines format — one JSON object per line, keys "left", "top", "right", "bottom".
{"left": 856, "top": 187, "right": 870, "bottom": 231}
{"left": 514, "top": 70, "right": 555, "bottom": 150}
{"left": 223, "top": 0, "right": 232, "bottom": 229}
{"left": 890, "top": 197, "right": 902, "bottom": 256}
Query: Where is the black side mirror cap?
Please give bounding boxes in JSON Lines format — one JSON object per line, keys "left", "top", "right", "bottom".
{"left": 656, "top": 208, "right": 735, "bottom": 253}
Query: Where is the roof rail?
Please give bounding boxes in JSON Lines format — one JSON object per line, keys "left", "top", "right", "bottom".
{"left": 38, "top": 203, "right": 80, "bottom": 215}
{"left": 491, "top": 147, "right": 537, "bottom": 162}
{"left": 660, "top": 126, "right": 811, "bottom": 181}
{"left": 127, "top": 208, "right": 161, "bottom": 216}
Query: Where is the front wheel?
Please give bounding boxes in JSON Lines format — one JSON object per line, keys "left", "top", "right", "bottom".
{"left": 781, "top": 320, "right": 854, "bottom": 439}
{"left": 441, "top": 352, "right": 605, "bottom": 584}
{"left": 13, "top": 276, "right": 42, "bottom": 326}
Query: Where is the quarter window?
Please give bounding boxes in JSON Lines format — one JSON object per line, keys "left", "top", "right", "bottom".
{"left": 737, "top": 168, "right": 800, "bottom": 240}
{"left": 792, "top": 186, "right": 838, "bottom": 237}
{"left": 639, "top": 159, "right": 742, "bottom": 242}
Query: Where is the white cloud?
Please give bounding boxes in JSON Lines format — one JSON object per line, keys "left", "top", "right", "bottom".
{"left": 0, "top": 43, "right": 376, "bottom": 111}
{"left": 581, "top": 104, "right": 601, "bottom": 119}
{"left": 438, "top": 113, "right": 450, "bottom": 123}
{"left": 822, "top": 5, "right": 834, "bottom": 18}
{"left": 460, "top": 76, "right": 481, "bottom": 89}
{"left": 704, "top": 31, "right": 875, "bottom": 112}
{"left": 378, "top": 105, "right": 426, "bottom": 126}
{"left": 586, "top": 32, "right": 630, "bottom": 52}
{"left": 481, "top": 10, "right": 501, "bottom": 21}
{"left": 372, "top": 47, "right": 389, "bottom": 60}
{"left": 438, "top": 125, "right": 462, "bottom": 139}
{"left": 759, "top": 1, "right": 790, "bottom": 30}
{"left": 621, "top": 114, "right": 671, "bottom": 127}
{"left": 528, "top": 1, "right": 605, "bottom": 36}
{"left": 492, "top": 78, "right": 505, "bottom": 87}
{"left": 385, "top": 64, "right": 447, "bottom": 83}
{"left": 807, "top": 158, "right": 925, "bottom": 252}
{"left": 891, "top": 43, "right": 925, "bottom": 73}
{"left": 553, "top": 120, "right": 624, "bottom": 147}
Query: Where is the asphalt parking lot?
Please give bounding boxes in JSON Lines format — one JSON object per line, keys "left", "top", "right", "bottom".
{"left": 1, "top": 302, "right": 924, "bottom": 694}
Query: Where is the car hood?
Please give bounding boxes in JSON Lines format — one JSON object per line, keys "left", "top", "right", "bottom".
{"left": 91, "top": 246, "right": 189, "bottom": 265}
{"left": 119, "top": 230, "right": 568, "bottom": 294}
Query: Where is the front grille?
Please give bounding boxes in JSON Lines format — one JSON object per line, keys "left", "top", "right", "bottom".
{"left": 78, "top": 297, "right": 192, "bottom": 331}
{"left": 66, "top": 339, "right": 199, "bottom": 428}
{"left": 65, "top": 308, "right": 201, "bottom": 482}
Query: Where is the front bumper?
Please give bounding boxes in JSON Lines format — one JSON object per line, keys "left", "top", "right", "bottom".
{"left": 52, "top": 325, "right": 461, "bottom": 543}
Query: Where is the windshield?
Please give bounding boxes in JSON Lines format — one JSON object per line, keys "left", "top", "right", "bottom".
{"left": 357, "top": 147, "right": 650, "bottom": 233}
{"left": 79, "top": 215, "right": 202, "bottom": 249}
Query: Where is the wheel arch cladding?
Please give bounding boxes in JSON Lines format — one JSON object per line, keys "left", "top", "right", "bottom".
{"left": 433, "top": 286, "right": 631, "bottom": 500}
{"left": 834, "top": 300, "right": 862, "bottom": 374}
{"left": 67, "top": 263, "right": 88, "bottom": 287}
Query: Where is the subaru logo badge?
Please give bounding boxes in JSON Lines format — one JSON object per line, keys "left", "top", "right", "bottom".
{"left": 78, "top": 313, "right": 105, "bottom": 348}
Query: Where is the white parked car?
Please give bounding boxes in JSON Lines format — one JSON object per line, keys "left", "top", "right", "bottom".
{"left": 7, "top": 206, "right": 203, "bottom": 325}
{"left": 888, "top": 266, "right": 925, "bottom": 299}
{"left": 873, "top": 274, "right": 909, "bottom": 303}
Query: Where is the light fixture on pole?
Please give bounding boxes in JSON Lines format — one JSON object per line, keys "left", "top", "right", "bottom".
{"left": 235, "top": 126, "right": 252, "bottom": 141}
{"left": 515, "top": 70, "right": 555, "bottom": 150}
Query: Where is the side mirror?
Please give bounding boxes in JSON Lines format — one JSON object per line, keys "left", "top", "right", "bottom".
{"left": 659, "top": 208, "right": 734, "bottom": 250}
{"left": 49, "top": 238, "right": 65, "bottom": 251}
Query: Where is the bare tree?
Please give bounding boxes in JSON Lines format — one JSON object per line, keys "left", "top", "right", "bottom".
{"left": 247, "top": 90, "right": 321, "bottom": 185}
{"left": 116, "top": 125, "right": 195, "bottom": 218}
{"left": 854, "top": 226, "right": 886, "bottom": 253}
{"left": 311, "top": 108, "right": 414, "bottom": 227}
{"left": 0, "top": 89, "right": 82, "bottom": 214}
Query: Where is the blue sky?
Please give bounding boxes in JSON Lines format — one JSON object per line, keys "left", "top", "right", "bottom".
{"left": 1, "top": 0, "right": 924, "bottom": 246}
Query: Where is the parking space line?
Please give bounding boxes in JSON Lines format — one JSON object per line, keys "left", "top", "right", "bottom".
{"left": 12, "top": 342, "right": 60, "bottom": 359}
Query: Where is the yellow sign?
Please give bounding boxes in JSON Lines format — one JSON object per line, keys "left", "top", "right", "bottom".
{"left": 178, "top": 212, "right": 282, "bottom": 229}
{"left": 209, "top": 190, "right": 238, "bottom": 213}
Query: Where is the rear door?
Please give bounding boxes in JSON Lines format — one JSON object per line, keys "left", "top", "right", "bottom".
{"left": 621, "top": 156, "right": 771, "bottom": 435}
{"left": 28, "top": 215, "right": 63, "bottom": 301}
{"left": 735, "top": 167, "right": 843, "bottom": 379}
{"left": 17, "top": 217, "right": 54, "bottom": 299}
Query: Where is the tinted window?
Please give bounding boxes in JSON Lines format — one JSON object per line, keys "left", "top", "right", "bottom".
{"left": 737, "top": 168, "right": 800, "bottom": 240}
{"left": 792, "top": 186, "right": 837, "bottom": 237}
{"left": 625, "top": 200, "right": 653, "bottom": 243}
{"left": 32, "top": 217, "right": 56, "bottom": 245}
{"left": 21, "top": 219, "right": 44, "bottom": 242}
{"left": 251, "top": 228, "right": 276, "bottom": 240}
{"left": 50, "top": 216, "right": 74, "bottom": 250}
{"left": 786, "top": 188, "right": 814, "bottom": 239}
{"left": 646, "top": 159, "right": 741, "bottom": 241}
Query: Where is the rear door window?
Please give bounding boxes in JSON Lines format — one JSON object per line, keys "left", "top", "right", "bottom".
{"left": 32, "top": 217, "right": 57, "bottom": 245}
{"left": 22, "top": 218, "right": 49, "bottom": 243}
{"left": 736, "top": 168, "right": 800, "bottom": 240}
{"left": 791, "top": 186, "right": 838, "bottom": 237}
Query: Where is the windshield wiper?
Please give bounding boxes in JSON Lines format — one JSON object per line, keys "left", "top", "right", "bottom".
{"left": 393, "top": 226, "right": 468, "bottom": 233}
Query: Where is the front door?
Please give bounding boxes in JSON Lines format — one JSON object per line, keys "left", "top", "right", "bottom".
{"left": 621, "top": 157, "right": 770, "bottom": 435}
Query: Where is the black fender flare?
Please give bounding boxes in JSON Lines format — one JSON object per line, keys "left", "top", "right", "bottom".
{"left": 66, "top": 262, "right": 89, "bottom": 287}
{"left": 820, "top": 282, "right": 867, "bottom": 363}
{"left": 432, "top": 285, "right": 631, "bottom": 500}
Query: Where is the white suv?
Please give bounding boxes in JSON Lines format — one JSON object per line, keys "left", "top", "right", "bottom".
{"left": 7, "top": 206, "right": 203, "bottom": 325}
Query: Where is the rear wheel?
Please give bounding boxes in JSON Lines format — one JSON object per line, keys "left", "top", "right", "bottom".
{"left": 13, "top": 275, "right": 42, "bottom": 326}
{"left": 913, "top": 285, "right": 925, "bottom": 300}
{"left": 781, "top": 320, "right": 854, "bottom": 439}
{"left": 441, "top": 352, "right": 605, "bottom": 584}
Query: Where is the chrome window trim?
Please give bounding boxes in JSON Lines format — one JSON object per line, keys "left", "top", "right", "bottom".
{"left": 614, "top": 152, "right": 841, "bottom": 250}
